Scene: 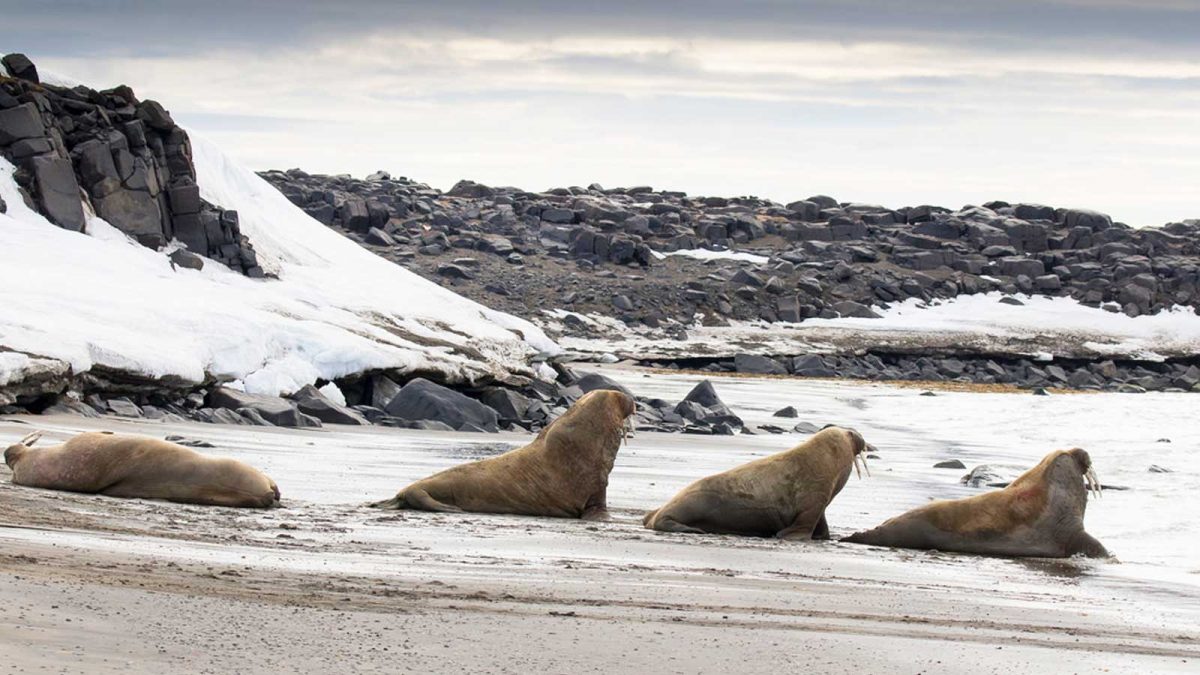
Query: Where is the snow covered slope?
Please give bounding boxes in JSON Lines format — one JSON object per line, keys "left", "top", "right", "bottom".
{"left": 0, "top": 136, "right": 557, "bottom": 397}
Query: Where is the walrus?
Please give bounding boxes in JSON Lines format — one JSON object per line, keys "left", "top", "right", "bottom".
{"left": 372, "top": 389, "right": 636, "bottom": 519}
{"left": 642, "top": 426, "right": 871, "bottom": 539}
{"left": 842, "top": 448, "right": 1106, "bottom": 558}
{"left": 4, "top": 431, "right": 281, "bottom": 508}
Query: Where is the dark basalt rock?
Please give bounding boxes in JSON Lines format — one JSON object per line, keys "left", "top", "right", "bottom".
{"left": 0, "top": 53, "right": 261, "bottom": 276}
{"left": 207, "top": 386, "right": 322, "bottom": 428}
{"left": 384, "top": 377, "right": 500, "bottom": 432}
{"left": 290, "top": 384, "right": 369, "bottom": 426}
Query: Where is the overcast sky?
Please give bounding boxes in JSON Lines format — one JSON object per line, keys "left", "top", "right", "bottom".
{"left": 3, "top": 0, "right": 1198, "bottom": 226}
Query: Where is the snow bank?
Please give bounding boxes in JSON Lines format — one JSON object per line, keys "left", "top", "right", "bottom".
{"left": 552, "top": 293, "right": 1200, "bottom": 361}
{"left": 809, "top": 293, "right": 1200, "bottom": 359}
{"left": 0, "top": 135, "right": 558, "bottom": 396}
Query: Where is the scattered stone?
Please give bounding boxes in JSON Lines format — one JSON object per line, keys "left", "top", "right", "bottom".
{"left": 772, "top": 406, "right": 799, "bottom": 418}
{"left": 934, "top": 459, "right": 966, "bottom": 469}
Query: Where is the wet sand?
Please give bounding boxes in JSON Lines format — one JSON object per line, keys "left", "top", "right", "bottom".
{"left": 2, "top": 371, "right": 1198, "bottom": 673}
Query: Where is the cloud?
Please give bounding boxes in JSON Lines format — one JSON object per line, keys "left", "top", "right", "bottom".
{"left": 5, "top": 1, "right": 1199, "bottom": 226}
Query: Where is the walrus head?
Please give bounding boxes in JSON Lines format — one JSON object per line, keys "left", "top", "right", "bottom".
{"left": 4, "top": 431, "right": 43, "bottom": 468}
{"left": 542, "top": 389, "right": 636, "bottom": 462}
{"left": 815, "top": 425, "right": 872, "bottom": 479}
{"left": 1055, "top": 447, "right": 1103, "bottom": 499}
{"left": 846, "top": 428, "right": 873, "bottom": 479}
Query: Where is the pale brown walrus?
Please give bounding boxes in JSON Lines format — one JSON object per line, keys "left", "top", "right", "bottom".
{"left": 372, "top": 389, "right": 636, "bottom": 519}
{"left": 4, "top": 430, "right": 281, "bottom": 508}
{"left": 842, "top": 448, "right": 1107, "bottom": 558}
{"left": 642, "top": 426, "right": 871, "bottom": 539}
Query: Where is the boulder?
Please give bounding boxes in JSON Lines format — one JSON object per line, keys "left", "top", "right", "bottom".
{"left": 370, "top": 375, "right": 403, "bottom": 409}
{"left": 934, "top": 459, "right": 967, "bottom": 469}
{"left": 1013, "top": 203, "right": 1055, "bottom": 221}
{"left": 1063, "top": 209, "right": 1112, "bottom": 231}
{"left": 384, "top": 378, "right": 499, "bottom": 432}
{"left": 998, "top": 257, "right": 1045, "bottom": 278}
{"left": 31, "top": 156, "right": 86, "bottom": 232}
{"left": 574, "top": 372, "right": 634, "bottom": 397}
{"left": 832, "top": 301, "right": 881, "bottom": 319}
{"left": 436, "top": 263, "right": 474, "bottom": 279}
{"left": 479, "top": 387, "right": 534, "bottom": 423}
{"left": 733, "top": 353, "right": 788, "bottom": 375}
{"left": 169, "top": 249, "right": 204, "bottom": 270}
{"left": 93, "top": 188, "right": 164, "bottom": 244}
{"left": 792, "top": 355, "right": 837, "bottom": 377}
{"left": 291, "top": 384, "right": 369, "bottom": 425}
{"left": 207, "top": 387, "right": 322, "bottom": 428}
{"left": 680, "top": 380, "right": 733, "bottom": 417}
{"left": 0, "top": 103, "right": 45, "bottom": 145}
{"left": 136, "top": 100, "right": 176, "bottom": 131}
{"left": 960, "top": 465, "right": 1020, "bottom": 488}
{"left": 773, "top": 406, "right": 799, "bottom": 418}
{"left": 1, "top": 53, "right": 39, "bottom": 82}
{"left": 364, "top": 227, "right": 396, "bottom": 246}
{"left": 541, "top": 207, "right": 575, "bottom": 224}
{"left": 105, "top": 397, "right": 143, "bottom": 417}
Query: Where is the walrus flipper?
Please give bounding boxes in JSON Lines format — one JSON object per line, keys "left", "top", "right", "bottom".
{"left": 1066, "top": 530, "right": 1109, "bottom": 558}
{"left": 648, "top": 514, "right": 708, "bottom": 534}
{"left": 775, "top": 494, "right": 829, "bottom": 541}
{"left": 394, "top": 487, "right": 465, "bottom": 513}
{"left": 581, "top": 487, "right": 610, "bottom": 521}
{"left": 811, "top": 513, "right": 830, "bottom": 540}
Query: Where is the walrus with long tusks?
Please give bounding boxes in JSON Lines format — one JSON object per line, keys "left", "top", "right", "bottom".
{"left": 842, "top": 448, "right": 1107, "bottom": 558}
{"left": 372, "top": 389, "right": 636, "bottom": 520}
{"left": 642, "top": 426, "right": 871, "bottom": 540}
{"left": 4, "top": 431, "right": 281, "bottom": 508}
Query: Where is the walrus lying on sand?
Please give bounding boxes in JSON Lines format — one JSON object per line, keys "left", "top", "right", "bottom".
{"left": 4, "top": 431, "right": 281, "bottom": 508}
{"left": 372, "top": 389, "right": 636, "bottom": 519}
{"left": 843, "top": 448, "right": 1106, "bottom": 558}
{"left": 643, "top": 426, "right": 871, "bottom": 539}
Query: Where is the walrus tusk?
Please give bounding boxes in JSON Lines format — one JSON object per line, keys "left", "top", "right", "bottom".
{"left": 852, "top": 454, "right": 862, "bottom": 479}
{"left": 1085, "top": 466, "right": 1102, "bottom": 498}
{"left": 860, "top": 452, "right": 871, "bottom": 478}
{"left": 18, "top": 431, "right": 43, "bottom": 447}
{"left": 622, "top": 417, "right": 633, "bottom": 445}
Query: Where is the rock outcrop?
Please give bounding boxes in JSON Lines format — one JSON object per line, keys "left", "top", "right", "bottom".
{"left": 0, "top": 53, "right": 262, "bottom": 276}
{"left": 257, "top": 170, "right": 1199, "bottom": 336}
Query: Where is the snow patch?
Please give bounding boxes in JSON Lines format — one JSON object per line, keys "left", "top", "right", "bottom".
{"left": 651, "top": 248, "right": 770, "bottom": 265}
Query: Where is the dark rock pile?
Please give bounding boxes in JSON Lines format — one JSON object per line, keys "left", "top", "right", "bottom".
{"left": 0, "top": 53, "right": 262, "bottom": 275}
{"left": 647, "top": 352, "right": 1200, "bottom": 393}
{"left": 258, "top": 167, "right": 1200, "bottom": 334}
{"left": 13, "top": 363, "right": 754, "bottom": 435}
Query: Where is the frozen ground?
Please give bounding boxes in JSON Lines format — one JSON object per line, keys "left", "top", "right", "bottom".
{"left": 1, "top": 368, "right": 1197, "bottom": 673}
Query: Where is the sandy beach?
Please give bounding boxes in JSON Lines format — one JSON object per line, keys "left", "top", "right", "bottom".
{"left": 3, "top": 369, "right": 1198, "bottom": 673}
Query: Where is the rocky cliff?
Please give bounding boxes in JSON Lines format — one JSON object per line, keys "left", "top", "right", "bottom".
{"left": 0, "top": 53, "right": 261, "bottom": 275}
